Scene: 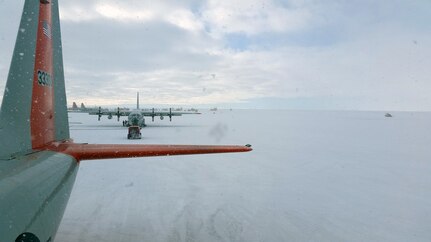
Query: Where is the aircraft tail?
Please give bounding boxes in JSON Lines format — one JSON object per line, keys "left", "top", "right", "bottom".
{"left": 0, "top": 0, "right": 69, "bottom": 158}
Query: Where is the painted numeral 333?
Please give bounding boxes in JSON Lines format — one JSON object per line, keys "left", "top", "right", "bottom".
{"left": 37, "top": 70, "right": 52, "bottom": 87}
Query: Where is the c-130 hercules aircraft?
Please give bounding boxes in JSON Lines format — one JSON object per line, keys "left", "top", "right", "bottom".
{"left": 0, "top": 1, "right": 252, "bottom": 241}
{"left": 90, "top": 92, "right": 199, "bottom": 127}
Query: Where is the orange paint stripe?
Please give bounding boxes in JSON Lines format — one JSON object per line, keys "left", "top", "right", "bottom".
{"left": 31, "top": 2, "right": 55, "bottom": 149}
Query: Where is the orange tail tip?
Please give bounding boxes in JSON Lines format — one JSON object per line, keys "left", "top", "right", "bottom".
{"left": 46, "top": 142, "right": 252, "bottom": 161}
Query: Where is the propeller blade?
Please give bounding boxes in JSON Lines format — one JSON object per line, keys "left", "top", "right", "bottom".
{"left": 98, "top": 106, "right": 101, "bottom": 121}
{"left": 169, "top": 108, "right": 172, "bottom": 121}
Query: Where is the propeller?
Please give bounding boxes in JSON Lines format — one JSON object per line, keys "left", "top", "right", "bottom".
{"left": 169, "top": 108, "right": 172, "bottom": 122}
{"left": 151, "top": 108, "right": 155, "bottom": 122}
{"left": 97, "top": 106, "right": 102, "bottom": 121}
{"left": 117, "top": 107, "right": 121, "bottom": 122}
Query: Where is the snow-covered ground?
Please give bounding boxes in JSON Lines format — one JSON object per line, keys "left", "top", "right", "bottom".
{"left": 56, "top": 110, "right": 431, "bottom": 242}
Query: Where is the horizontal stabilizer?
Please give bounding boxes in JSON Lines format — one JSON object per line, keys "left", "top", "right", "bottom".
{"left": 46, "top": 142, "right": 252, "bottom": 161}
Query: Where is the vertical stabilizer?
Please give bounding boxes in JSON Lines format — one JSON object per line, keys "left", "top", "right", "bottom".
{"left": 137, "top": 92, "right": 140, "bottom": 110}
{"left": 0, "top": 0, "right": 69, "bottom": 158}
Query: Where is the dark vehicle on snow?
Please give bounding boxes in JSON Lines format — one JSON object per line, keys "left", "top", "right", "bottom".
{"left": 127, "top": 126, "right": 142, "bottom": 139}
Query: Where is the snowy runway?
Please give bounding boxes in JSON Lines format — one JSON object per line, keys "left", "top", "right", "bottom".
{"left": 56, "top": 110, "right": 431, "bottom": 241}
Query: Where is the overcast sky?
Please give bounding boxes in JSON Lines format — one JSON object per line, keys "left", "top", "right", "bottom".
{"left": 0, "top": 0, "right": 430, "bottom": 110}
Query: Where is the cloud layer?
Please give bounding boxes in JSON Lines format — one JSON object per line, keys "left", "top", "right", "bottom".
{"left": 0, "top": 0, "right": 430, "bottom": 110}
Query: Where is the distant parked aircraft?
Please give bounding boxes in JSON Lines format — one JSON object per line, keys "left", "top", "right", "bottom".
{"left": 68, "top": 102, "right": 95, "bottom": 112}
{"left": 89, "top": 92, "right": 199, "bottom": 127}
{"left": 0, "top": 1, "right": 251, "bottom": 241}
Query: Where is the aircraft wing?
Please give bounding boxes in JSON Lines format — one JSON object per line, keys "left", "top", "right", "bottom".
{"left": 141, "top": 108, "right": 200, "bottom": 121}
{"left": 88, "top": 110, "right": 131, "bottom": 116}
{"left": 140, "top": 111, "right": 199, "bottom": 117}
{"left": 88, "top": 107, "right": 131, "bottom": 121}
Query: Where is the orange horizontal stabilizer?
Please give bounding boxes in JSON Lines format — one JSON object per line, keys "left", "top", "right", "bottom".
{"left": 46, "top": 142, "right": 252, "bottom": 161}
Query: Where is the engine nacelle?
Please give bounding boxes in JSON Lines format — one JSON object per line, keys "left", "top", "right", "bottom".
{"left": 160, "top": 116, "right": 164, "bottom": 120}
{"left": 108, "top": 114, "right": 113, "bottom": 119}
